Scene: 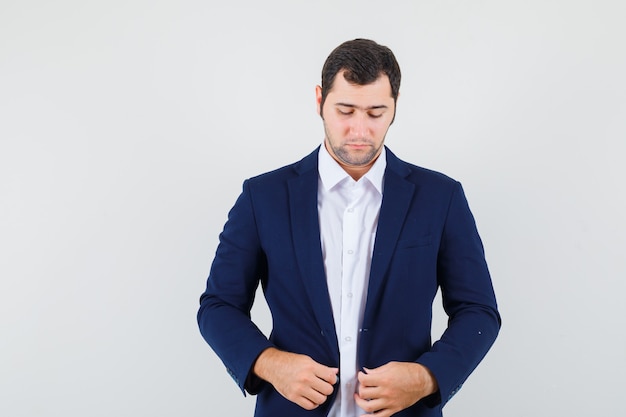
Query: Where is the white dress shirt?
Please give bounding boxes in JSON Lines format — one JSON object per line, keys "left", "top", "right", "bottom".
{"left": 317, "top": 143, "right": 386, "bottom": 417}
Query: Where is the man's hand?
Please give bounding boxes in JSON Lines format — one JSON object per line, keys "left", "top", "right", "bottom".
{"left": 354, "top": 361, "right": 438, "bottom": 417}
{"left": 253, "top": 347, "right": 339, "bottom": 410}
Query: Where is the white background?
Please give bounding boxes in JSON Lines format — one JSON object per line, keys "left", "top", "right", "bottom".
{"left": 1, "top": 1, "right": 625, "bottom": 416}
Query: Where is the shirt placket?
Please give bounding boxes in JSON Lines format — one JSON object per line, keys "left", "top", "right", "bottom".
{"left": 339, "top": 181, "right": 362, "bottom": 414}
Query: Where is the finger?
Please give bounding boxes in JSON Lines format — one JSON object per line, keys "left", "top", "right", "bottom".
{"left": 357, "top": 370, "right": 369, "bottom": 383}
{"left": 322, "top": 367, "right": 339, "bottom": 384}
{"left": 296, "top": 396, "right": 320, "bottom": 411}
{"left": 354, "top": 392, "right": 369, "bottom": 409}
{"left": 311, "top": 378, "right": 334, "bottom": 397}
{"left": 357, "top": 370, "right": 377, "bottom": 387}
{"left": 310, "top": 369, "right": 337, "bottom": 397}
{"left": 315, "top": 366, "right": 339, "bottom": 385}
{"left": 357, "top": 384, "right": 378, "bottom": 400}
{"left": 354, "top": 393, "right": 386, "bottom": 415}
{"left": 302, "top": 388, "right": 328, "bottom": 407}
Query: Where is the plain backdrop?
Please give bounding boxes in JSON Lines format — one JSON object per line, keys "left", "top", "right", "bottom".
{"left": 1, "top": 1, "right": 625, "bottom": 416}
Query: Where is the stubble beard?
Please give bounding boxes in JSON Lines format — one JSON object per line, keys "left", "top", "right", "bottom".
{"left": 324, "top": 129, "right": 384, "bottom": 167}
{"left": 332, "top": 142, "right": 380, "bottom": 166}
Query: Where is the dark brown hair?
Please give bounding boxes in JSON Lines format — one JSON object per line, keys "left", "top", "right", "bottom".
{"left": 320, "top": 38, "right": 401, "bottom": 117}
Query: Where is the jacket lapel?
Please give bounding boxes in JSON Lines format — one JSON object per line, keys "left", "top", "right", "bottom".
{"left": 288, "top": 149, "right": 339, "bottom": 357}
{"left": 363, "top": 149, "right": 415, "bottom": 328}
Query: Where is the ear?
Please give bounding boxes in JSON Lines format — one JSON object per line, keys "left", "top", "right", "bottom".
{"left": 315, "top": 85, "right": 323, "bottom": 116}
{"left": 390, "top": 91, "right": 400, "bottom": 124}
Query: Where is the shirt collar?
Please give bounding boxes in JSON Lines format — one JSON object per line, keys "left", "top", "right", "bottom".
{"left": 318, "top": 142, "right": 386, "bottom": 194}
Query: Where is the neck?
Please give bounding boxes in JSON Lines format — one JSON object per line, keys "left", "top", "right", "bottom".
{"left": 339, "top": 160, "right": 377, "bottom": 181}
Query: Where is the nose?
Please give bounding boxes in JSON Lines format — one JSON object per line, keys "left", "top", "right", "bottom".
{"left": 348, "top": 113, "right": 369, "bottom": 138}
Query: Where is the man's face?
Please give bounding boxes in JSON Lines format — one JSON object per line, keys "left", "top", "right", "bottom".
{"left": 316, "top": 71, "right": 396, "bottom": 169}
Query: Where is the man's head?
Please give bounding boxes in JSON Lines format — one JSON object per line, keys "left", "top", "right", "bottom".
{"left": 316, "top": 39, "right": 401, "bottom": 179}
{"left": 318, "top": 38, "right": 401, "bottom": 120}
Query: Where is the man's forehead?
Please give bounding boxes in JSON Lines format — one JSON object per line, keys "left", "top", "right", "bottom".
{"left": 327, "top": 74, "right": 394, "bottom": 106}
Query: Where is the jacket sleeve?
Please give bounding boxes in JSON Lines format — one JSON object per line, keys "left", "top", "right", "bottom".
{"left": 197, "top": 180, "right": 274, "bottom": 394}
{"left": 416, "top": 182, "right": 501, "bottom": 408}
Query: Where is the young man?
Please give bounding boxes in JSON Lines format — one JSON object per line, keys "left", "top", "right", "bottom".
{"left": 198, "top": 38, "right": 500, "bottom": 417}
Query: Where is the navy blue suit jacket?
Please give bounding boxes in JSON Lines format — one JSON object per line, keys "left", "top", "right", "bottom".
{"left": 198, "top": 147, "right": 500, "bottom": 416}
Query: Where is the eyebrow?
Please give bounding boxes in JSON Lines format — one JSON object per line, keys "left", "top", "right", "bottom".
{"left": 335, "top": 102, "right": 389, "bottom": 110}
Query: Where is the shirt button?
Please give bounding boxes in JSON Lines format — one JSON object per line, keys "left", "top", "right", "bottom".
{"left": 347, "top": 208, "right": 354, "bottom": 213}
{"left": 345, "top": 336, "right": 352, "bottom": 342}
{"left": 347, "top": 250, "right": 354, "bottom": 254}
{"left": 347, "top": 292, "right": 353, "bottom": 298}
